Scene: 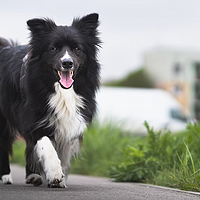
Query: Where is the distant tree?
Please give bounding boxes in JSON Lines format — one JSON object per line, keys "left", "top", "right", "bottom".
{"left": 104, "top": 68, "right": 154, "bottom": 88}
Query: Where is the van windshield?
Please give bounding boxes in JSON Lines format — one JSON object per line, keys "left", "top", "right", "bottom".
{"left": 170, "top": 109, "right": 188, "bottom": 122}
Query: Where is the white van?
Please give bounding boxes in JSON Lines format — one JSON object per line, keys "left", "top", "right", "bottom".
{"left": 96, "top": 87, "right": 193, "bottom": 134}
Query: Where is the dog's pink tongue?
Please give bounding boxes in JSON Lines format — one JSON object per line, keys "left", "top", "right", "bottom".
{"left": 60, "top": 71, "right": 74, "bottom": 89}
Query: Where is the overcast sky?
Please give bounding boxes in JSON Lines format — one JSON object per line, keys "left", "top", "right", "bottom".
{"left": 1, "top": 0, "right": 200, "bottom": 82}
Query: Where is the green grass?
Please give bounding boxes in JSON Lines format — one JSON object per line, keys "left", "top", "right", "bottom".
{"left": 10, "top": 121, "right": 200, "bottom": 192}
{"left": 10, "top": 139, "right": 26, "bottom": 166}
{"left": 169, "top": 143, "right": 200, "bottom": 192}
{"left": 70, "top": 121, "right": 138, "bottom": 176}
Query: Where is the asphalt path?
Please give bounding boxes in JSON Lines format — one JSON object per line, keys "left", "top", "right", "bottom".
{"left": 0, "top": 165, "right": 200, "bottom": 200}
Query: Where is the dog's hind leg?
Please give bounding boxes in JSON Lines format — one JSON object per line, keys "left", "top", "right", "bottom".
{"left": 0, "top": 114, "right": 14, "bottom": 184}
{"left": 0, "top": 150, "right": 13, "bottom": 184}
{"left": 25, "top": 143, "right": 44, "bottom": 186}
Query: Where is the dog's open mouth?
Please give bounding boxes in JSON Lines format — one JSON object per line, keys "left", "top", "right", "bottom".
{"left": 57, "top": 71, "right": 74, "bottom": 89}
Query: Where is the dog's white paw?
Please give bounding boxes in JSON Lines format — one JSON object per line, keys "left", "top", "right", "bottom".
{"left": 2, "top": 173, "right": 13, "bottom": 184}
{"left": 26, "top": 174, "right": 43, "bottom": 186}
{"left": 48, "top": 178, "right": 67, "bottom": 188}
{"left": 46, "top": 168, "right": 66, "bottom": 188}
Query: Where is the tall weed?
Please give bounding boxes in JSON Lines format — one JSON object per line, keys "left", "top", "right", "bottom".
{"left": 168, "top": 143, "right": 200, "bottom": 192}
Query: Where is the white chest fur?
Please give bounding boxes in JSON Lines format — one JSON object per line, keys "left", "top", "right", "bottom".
{"left": 48, "top": 83, "right": 86, "bottom": 142}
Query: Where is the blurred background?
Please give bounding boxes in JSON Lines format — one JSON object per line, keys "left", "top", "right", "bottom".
{"left": 1, "top": 0, "right": 200, "bottom": 132}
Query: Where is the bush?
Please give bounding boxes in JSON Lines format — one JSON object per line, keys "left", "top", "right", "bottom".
{"left": 104, "top": 68, "right": 154, "bottom": 88}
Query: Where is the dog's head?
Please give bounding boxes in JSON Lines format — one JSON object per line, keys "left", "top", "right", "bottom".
{"left": 27, "top": 13, "right": 100, "bottom": 89}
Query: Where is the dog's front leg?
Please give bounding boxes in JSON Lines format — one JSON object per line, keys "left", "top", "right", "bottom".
{"left": 35, "top": 136, "right": 66, "bottom": 188}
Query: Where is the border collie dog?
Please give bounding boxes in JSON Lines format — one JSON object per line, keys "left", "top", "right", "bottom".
{"left": 0, "top": 13, "right": 101, "bottom": 188}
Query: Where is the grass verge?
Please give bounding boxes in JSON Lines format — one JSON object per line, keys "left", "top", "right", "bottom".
{"left": 110, "top": 122, "right": 200, "bottom": 192}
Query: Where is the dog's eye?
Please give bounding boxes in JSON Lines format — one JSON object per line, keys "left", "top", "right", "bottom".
{"left": 51, "top": 47, "right": 57, "bottom": 52}
{"left": 75, "top": 47, "right": 81, "bottom": 54}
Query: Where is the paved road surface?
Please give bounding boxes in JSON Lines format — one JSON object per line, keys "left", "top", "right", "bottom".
{"left": 0, "top": 165, "right": 200, "bottom": 200}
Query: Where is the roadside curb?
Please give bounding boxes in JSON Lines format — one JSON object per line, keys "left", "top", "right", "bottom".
{"left": 140, "top": 183, "right": 200, "bottom": 196}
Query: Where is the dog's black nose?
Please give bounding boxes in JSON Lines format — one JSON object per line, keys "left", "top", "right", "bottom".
{"left": 61, "top": 58, "right": 73, "bottom": 69}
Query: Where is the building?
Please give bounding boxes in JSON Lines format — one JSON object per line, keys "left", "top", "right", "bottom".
{"left": 144, "top": 48, "right": 200, "bottom": 120}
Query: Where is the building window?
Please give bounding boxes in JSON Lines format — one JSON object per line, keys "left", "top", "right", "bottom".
{"left": 195, "top": 82, "right": 200, "bottom": 99}
{"left": 173, "top": 63, "right": 182, "bottom": 75}
{"left": 172, "top": 84, "right": 182, "bottom": 96}
{"left": 194, "top": 102, "right": 200, "bottom": 121}
{"left": 195, "top": 62, "right": 200, "bottom": 79}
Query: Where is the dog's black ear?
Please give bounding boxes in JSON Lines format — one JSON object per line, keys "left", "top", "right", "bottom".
{"left": 27, "top": 18, "right": 56, "bottom": 35}
{"left": 72, "top": 13, "right": 99, "bottom": 36}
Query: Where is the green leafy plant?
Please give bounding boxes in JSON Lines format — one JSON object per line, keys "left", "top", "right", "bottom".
{"left": 110, "top": 121, "right": 176, "bottom": 182}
